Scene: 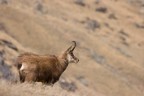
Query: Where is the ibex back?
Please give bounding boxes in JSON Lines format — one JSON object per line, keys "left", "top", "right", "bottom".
{"left": 16, "top": 41, "right": 79, "bottom": 85}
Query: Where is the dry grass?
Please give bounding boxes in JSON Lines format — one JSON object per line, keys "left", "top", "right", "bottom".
{"left": 0, "top": 79, "right": 74, "bottom": 96}
{"left": 0, "top": 79, "right": 102, "bottom": 96}
{"left": 0, "top": 0, "right": 144, "bottom": 96}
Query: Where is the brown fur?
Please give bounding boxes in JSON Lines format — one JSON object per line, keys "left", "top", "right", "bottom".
{"left": 16, "top": 41, "right": 79, "bottom": 85}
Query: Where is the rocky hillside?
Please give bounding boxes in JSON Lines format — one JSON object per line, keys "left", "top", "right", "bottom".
{"left": 0, "top": 0, "right": 144, "bottom": 96}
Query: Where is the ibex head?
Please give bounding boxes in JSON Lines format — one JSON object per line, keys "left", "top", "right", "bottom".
{"left": 65, "top": 41, "right": 79, "bottom": 63}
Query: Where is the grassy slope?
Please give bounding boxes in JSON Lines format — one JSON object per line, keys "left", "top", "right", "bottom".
{"left": 0, "top": 0, "right": 144, "bottom": 96}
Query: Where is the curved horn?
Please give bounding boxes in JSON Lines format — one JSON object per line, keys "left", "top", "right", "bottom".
{"left": 66, "top": 41, "right": 77, "bottom": 52}
{"left": 71, "top": 41, "right": 76, "bottom": 51}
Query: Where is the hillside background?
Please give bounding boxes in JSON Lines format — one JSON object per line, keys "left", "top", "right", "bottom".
{"left": 0, "top": 0, "right": 144, "bottom": 96}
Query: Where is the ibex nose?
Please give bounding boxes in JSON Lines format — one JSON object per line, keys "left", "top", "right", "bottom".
{"left": 75, "top": 58, "right": 79, "bottom": 64}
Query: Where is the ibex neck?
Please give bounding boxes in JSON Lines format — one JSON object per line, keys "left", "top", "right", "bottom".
{"left": 58, "top": 52, "right": 69, "bottom": 71}
{"left": 58, "top": 58, "right": 68, "bottom": 72}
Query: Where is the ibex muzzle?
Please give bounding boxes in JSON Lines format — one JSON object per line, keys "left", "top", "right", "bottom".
{"left": 66, "top": 41, "right": 79, "bottom": 63}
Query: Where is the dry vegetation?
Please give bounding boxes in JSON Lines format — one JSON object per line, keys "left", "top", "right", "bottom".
{"left": 0, "top": 0, "right": 144, "bottom": 96}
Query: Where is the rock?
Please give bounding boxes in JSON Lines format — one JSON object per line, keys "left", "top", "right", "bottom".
{"left": 59, "top": 79, "right": 78, "bottom": 92}
{"left": 108, "top": 13, "right": 117, "bottom": 20}
{"left": 86, "top": 18, "right": 101, "bottom": 31}
{"left": 0, "top": 49, "right": 12, "bottom": 80}
{"left": 119, "top": 30, "right": 129, "bottom": 37}
{"left": 138, "top": 41, "right": 144, "bottom": 47}
{"left": 0, "top": 23, "right": 4, "bottom": 30}
{"left": 74, "top": 0, "right": 86, "bottom": 7}
{"left": 104, "top": 23, "right": 114, "bottom": 30}
{"left": 76, "top": 76, "right": 89, "bottom": 87}
{"left": 96, "top": 7, "right": 108, "bottom": 13}
{"left": 134, "top": 23, "right": 144, "bottom": 29}
{"left": 0, "top": 0, "right": 9, "bottom": 5}
{"left": 85, "top": 48, "right": 106, "bottom": 64}
{"left": 95, "top": 0, "right": 100, "bottom": 4}
{"left": 0, "top": 40, "right": 19, "bottom": 82}
{"left": 0, "top": 39, "right": 18, "bottom": 51}
{"left": 0, "top": 50, "right": 4, "bottom": 66}
{"left": 34, "top": 1, "right": 48, "bottom": 14}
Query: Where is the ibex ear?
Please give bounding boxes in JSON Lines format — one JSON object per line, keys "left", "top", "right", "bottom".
{"left": 66, "top": 41, "right": 76, "bottom": 52}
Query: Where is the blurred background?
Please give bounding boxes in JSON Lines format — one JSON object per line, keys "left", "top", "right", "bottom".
{"left": 0, "top": 0, "right": 144, "bottom": 96}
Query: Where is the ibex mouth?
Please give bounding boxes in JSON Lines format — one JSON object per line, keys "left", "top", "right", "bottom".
{"left": 75, "top": 58, "right": 79, "bottom": 64}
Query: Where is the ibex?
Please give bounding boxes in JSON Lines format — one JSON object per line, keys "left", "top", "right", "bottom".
{"left": 16, "top": 41, "right": 79, "bottom": 85}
